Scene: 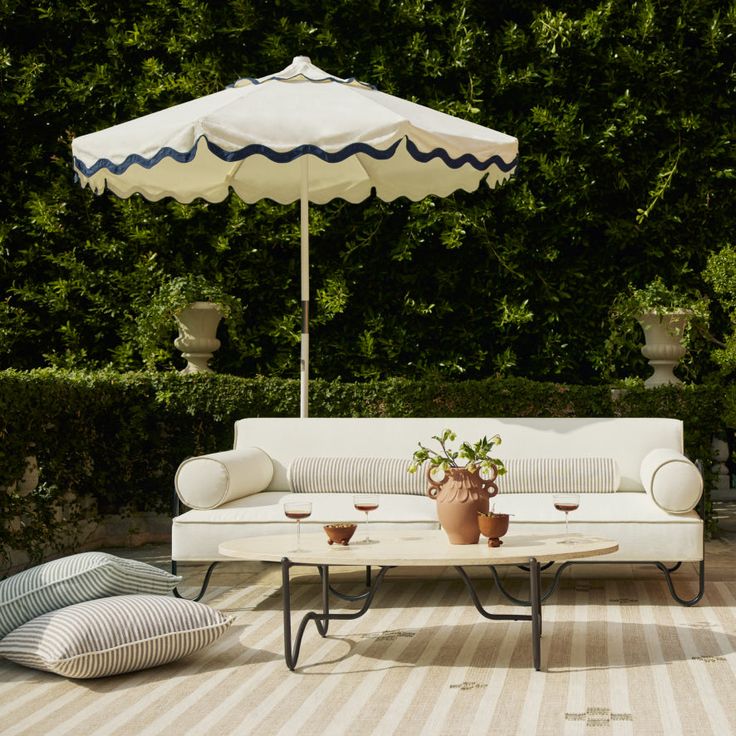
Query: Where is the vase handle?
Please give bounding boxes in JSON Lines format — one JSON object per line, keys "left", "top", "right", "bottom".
{"left": 480, "top": 464, "right": 500, "bottom": 498}
{"left": 426, "top": 464, "right": 448, "bottom": 499}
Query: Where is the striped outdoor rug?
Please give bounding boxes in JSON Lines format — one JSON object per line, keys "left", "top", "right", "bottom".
{"left": 1, "top": 577, "right": 735, "bottom": 735}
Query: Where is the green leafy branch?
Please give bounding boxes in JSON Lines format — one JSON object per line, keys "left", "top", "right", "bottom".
{"left": 408, "top": 428, "right": 506, "bottom": 476}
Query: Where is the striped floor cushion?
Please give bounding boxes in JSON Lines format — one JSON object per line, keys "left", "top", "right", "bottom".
{"left": 289, "top": 457, "right": 428, "bottom": 495}
{"left": 496, "top": 457, "right": 619, "bottom": 493}
{"left": 0, "top": 552, "right": 181, "bottom": 639}
{"left": 0, "top": 595, "right": 232, "bottom": 678}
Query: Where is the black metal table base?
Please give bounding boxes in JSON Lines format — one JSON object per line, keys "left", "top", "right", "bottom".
{"left": 280, "top": 557, "right": 543, "bottom": 672}
{"left": 488, "top": 558, "right": 705, "bottom": 607}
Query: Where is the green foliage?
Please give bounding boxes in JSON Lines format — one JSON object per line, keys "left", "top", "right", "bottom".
{"left": 409, "top": 428, "right": 507, "bottom": 476}
{"left": 703, "top": 244, "right": 736, "bottom": 372}
{"left": 611, "top": 277, "right": 710, "bottom": 319}
{"left": 0, "top": 1, "right": 735, "bottom": 382}
{"left": 0, "top": 368, "right": 727, "bottom": 571}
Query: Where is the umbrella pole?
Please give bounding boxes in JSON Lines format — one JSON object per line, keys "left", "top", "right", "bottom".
{"left": 300, "top": 157, "right": 309, "bottom": 419}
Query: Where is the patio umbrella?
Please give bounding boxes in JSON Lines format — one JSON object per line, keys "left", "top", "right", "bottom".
{"left": 72, "top": 56, "right": 518, "bottom": 417}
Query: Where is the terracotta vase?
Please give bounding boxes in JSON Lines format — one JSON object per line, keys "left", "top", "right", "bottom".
{"left": 426, "top": 466, "right": 499, "bottom": 544}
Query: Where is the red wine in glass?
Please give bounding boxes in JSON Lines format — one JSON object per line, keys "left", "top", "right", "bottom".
{"left": 284, "top": 509, "right": 312, "bottom": 520}
{"left": 353, "top": 495, "right": 379, "bottom": 543}
{"left": 553, "top": 495, "right": 579, "bottom": 544}
{"left": 283, "top": 501, "right": 312, "bottom": 551}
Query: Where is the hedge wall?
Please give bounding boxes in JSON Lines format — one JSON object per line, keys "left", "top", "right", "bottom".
{"left": 0, "top": 369, "right": 729, "bottom": 572}
{"left": 1, "top": 0, "right": 735, "bottom": 384}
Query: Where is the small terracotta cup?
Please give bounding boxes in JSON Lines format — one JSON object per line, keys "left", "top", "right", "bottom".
{"left": 477, "top": 512, "right": 510, "bottom": 547}
{"left": 324, "top": 523, "right": 357, "bottom": 545}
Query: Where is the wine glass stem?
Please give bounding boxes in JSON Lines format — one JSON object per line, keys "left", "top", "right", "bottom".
{"left": 365, "top": 512, "right": 369, "bottom": 542}
{"left": 297, "top": 519, "right": 301, "bottom": 550}
{"left": 564, "top": 512, "right": 569, "bottom": 542}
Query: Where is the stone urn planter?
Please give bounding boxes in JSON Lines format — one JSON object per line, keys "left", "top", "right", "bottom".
{"left": 174, "top": 301, "right": 223, "bottom": 374}
{"left": 426, "top": 466, "right": 499, "bottom": 544}
{"left": 637, "top": 310, "right": 691, "bottom": 387}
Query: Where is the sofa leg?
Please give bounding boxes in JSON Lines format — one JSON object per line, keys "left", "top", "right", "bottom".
{"left": 656, "top": 559, "right": 705, "bottom": 606}
{"left": 172, "top": 561, "right": 220, "bottom": 602}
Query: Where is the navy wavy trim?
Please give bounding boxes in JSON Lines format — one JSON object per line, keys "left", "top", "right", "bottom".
{"left": 405, "top": 139, "right": 518, "bottom": 173}
{"left": 232, "top": 74, "right": 375, "bottom": 90}
{"left": 74, "top": 135, "right": 518, "bottom": 179}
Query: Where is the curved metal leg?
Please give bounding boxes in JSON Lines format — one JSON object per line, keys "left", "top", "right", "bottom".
{"left": 530, "top": 558, "right": 542, "bottom": 670}
{"left": 488, "top": 561, "right": 573, "bottom": 606}
{"left": 490, "top": 559, "right": 703, "bottom": 607}
{"left": 282, "top": 559, "right": 391, "bottom": 670}
{"left": 172, "top": 561, "right": 219, "bottom": 602}
{"left": 655, "top": 559, "right": 705, "bottom": 606}
{"left": 516, "top": 561, "right": 555, "bottom": 573}
{"left": 318, "top": 565, "right": 329, "bottom": 636}
{"left": 454, "top": 562, "right": 542, "bottom": 671}
{"left": 318, "top": 566, "right": 374, "bottom": 602}
{"left": 454, "top": 567, "right": 533, "bottom": 622}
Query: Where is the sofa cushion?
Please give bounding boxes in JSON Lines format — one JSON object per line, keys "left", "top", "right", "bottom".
{"left": 496, "top": 457, "right": 619, "bottom": 493}
{"left": 488, "top": 492, "right": 703, "bottom": 561}
{"left": 0, "top": 552, "right": 181, "bottom": 640}
{"left": 640, "top": 448, "right": 703, "bottom": 513}
{"left": 288, "top": 457, "right": 427, "bottom": 495}
{"left": 176, "top": 447, "right": 274, "bottom": 509}
{"left": 172, "top": 491, "right": 439, "bottom": 561}
{"left": 0, "top": 595, "right": 232, "bottom": 678}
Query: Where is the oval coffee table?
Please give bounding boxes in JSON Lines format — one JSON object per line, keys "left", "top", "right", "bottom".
{"left": 219, "top": 530, "right": 618, "bottom": 671}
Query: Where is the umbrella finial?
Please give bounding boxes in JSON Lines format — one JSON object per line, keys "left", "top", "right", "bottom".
{"left": 294, "top": 56, "right": 311, "bottom": 64}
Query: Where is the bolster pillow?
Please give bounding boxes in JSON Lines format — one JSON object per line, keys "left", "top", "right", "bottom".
{"left": 175, "top": 448, "right": 273, "bottom": 510}
{"left": 640, "top": 448, "right": 702, "bottom": 513}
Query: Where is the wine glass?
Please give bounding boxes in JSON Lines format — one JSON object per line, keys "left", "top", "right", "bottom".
{"left": 353, "top": 494, "right": 379, "bottom": 543}
{"left": 553, "top": 494, "right": 579, "bottom": 544}
{"left": 283, "top": 501, "right": 312, "bottom": 551}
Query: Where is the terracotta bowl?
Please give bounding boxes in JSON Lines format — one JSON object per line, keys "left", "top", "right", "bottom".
{"left": 477, "top": 512, "right": 510, "bottom": 547}
{"left": 324, "top": 523, "right": 357, "bottom": 546}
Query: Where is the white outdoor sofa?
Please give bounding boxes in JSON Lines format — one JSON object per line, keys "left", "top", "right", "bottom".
{"left": 172, "top": 417, "right": 705, "bottom": 605}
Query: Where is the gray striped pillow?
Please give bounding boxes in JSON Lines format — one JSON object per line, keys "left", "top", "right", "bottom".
{"left": 0, "top": 595, "right": 232, "bottom": 678}
{"left": 497, "top": 457, "right": 619, "bottom": 493}
{"left": 0, "top": 552, "right": 181, "bottom": 639}
{"left": 289, "top": 457, "right": 427, "bottom": 495}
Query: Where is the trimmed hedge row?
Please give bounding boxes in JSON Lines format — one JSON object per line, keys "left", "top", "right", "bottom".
{"left": 0, "top": 369, "right": 730, "bottom": 571}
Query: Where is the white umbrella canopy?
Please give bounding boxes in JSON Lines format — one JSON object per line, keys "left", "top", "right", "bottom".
{"left": 72, "top": 56, "right": 518, "bottom": 416}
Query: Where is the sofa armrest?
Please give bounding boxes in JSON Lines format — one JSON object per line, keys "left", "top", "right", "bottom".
{"left": 640, "top": 448, "right": 703, "bottom": 513}
{"left": 175, "top": 448, "right": 273, "bottom": 510}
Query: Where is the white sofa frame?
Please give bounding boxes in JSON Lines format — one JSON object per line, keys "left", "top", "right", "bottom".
{"left": 171, "top": 417, "right": 705, "bottom": 606}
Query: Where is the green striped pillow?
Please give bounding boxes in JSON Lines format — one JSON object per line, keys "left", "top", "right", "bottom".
{"left": 0, "top": 552, "right": 181, "bottom": 639}
{"left": 0, "top": 595, "right": 232, "bottom": 678}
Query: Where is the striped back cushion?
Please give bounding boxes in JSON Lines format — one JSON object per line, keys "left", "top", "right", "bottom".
{"left": 289, "top": 457, "right": 426, "bottom": 495}
{"left": 0, "top": 552, "right": 181, "bottom": 639}
{"left": 0, "top": 595, "right": 232, "bottom": 678}
{"left": 497, "top": 457, "right": 619, "bottom": 493}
